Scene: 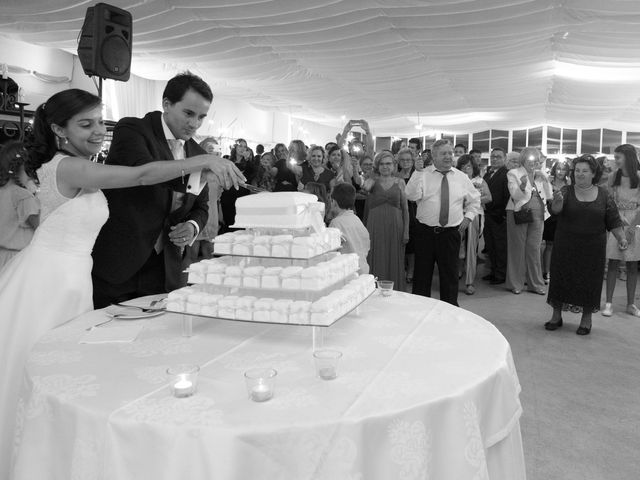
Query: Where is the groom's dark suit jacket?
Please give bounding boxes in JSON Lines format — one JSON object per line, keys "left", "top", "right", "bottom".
{"left": 92, "top": 111, "right": 208, "bottom": 291}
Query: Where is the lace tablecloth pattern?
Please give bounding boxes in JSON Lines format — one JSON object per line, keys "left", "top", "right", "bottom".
{"left": 13, "top": 292, "right": 525, "bottom": 480}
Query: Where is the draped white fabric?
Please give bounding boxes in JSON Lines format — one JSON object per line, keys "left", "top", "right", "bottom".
{"left": 2, "top": 0, "right": 640, "bottom": 134}
{"left": 12, "top": 292, "right": 524, "bottom": 479}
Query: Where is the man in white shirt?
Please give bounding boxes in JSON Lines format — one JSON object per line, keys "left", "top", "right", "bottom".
{"left": 405, "top": 139, "right": 481, "bottom": 306}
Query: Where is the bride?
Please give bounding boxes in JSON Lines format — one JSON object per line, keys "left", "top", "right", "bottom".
{"left": 0, "top": 88, "right": 244, "bottom": 477}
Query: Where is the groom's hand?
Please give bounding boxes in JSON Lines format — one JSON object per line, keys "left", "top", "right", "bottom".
{"left": 206, "top": 155, "right": 246, "bottom": 190}
{"left": 169, "top": 222, "right": 196, "bottom": 248}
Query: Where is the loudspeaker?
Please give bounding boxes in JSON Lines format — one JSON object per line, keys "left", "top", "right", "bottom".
{"left": 77, "top": 3, "right": 132, "bottom": 82}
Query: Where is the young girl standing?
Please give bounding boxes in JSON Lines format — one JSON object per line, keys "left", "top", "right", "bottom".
{"left": 603, "top": 144, "right": 640, "bottom": 317}
{"left": 0, "top": 141, "right": 40, "bottom": 270}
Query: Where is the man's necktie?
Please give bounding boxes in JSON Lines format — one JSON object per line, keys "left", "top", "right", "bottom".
{"left": 438, "top": 170, "right": 450, "bottom": 227}
{"left": 154, "top": 139, "right": 186, "bottom": 253}
{"left": 167, "top": 139, "right": 184, "bottom": 160}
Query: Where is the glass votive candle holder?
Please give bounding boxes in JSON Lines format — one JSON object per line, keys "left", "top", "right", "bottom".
{"left": 166, "top": 364, "right": 199, "bottom": 398}
{"left": 244, "top": 368, "right": 277, "bottom": 402}
{"left": 378, "top": 280, "right": 394, "bottom": 296}
{"left": 313, "top": 349, "right": 343, "bottom": 380}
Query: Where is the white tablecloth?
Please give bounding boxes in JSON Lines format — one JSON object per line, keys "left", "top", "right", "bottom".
{"left": 12, "top": 292, "right": 525, "bottom": 480}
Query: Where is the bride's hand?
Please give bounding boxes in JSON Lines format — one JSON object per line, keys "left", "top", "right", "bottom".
{"left": 206, "top": 155, "right": 246, "bottom": 190}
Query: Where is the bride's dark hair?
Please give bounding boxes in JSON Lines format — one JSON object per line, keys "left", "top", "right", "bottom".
{"left": 26, "top": 89, "right": 102, "bottom": 175}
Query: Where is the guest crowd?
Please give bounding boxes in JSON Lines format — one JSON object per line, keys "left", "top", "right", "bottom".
{"left": 183, "top": 133, "right": 639, "bottom": 339}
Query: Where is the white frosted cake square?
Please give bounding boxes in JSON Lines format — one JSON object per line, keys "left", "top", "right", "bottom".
{"left": 187, "top": 262, "right": 207, "bottom": 284}
{"left": 232, "top": 192, "right": 326, "bottom": 228}
{"left": 232, "top": 243, "right": 252, "bottom": 256}
{"left": 300, "top": 266, "right": 322, "bottom": 290}
{"left": 213, "top": 232, "right": 236, "bottom": 254}
{"left": 291, "top": 244, "right": 314, "bottom": 258}
{"left": 262, "top": 267, "right": 283, "bottom": 288}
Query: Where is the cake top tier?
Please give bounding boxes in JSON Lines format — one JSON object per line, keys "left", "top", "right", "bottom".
{"left": 236, "top": 192, "right": 320, "bottom": 209}
{"left": 233, "top": 192, "right": 326, "bottom": 230}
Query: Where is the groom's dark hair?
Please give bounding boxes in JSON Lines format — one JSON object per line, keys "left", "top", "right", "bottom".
{"left": 163, "top": 71, "right": 213, "bottom": 104}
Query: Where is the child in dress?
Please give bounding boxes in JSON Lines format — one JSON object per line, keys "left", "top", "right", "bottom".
{"left": 329, "top": 182, "right": 370, "bottom": 273}
{"left": 0, "top": 141, "right": 40, "bottom": 270}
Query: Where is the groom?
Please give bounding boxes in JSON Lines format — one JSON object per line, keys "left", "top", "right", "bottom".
{"left": 92, "top": 72, "right": 219, "bottom": 308}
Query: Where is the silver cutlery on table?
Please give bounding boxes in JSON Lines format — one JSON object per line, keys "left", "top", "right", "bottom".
{"left": 85, "top": 318, "right": 115, "bottom": 330}
{"left": 113, "top": 299, "right": 166, "bottom": 312}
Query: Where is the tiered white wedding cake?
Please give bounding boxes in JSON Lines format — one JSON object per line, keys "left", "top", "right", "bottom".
{"left": 166, "top": 192, "right": 375, "bottom": 326}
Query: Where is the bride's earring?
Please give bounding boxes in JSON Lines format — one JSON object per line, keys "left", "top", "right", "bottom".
{"left": 56, "top": 135, "right": 68, "bottom": 150}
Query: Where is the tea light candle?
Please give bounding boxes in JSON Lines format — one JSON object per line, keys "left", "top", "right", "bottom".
{"left": 318, "top": 366, "right": 337, "bottom": 380}
{"left": 244, "top": 367, "right": 277, "bottom": 402}
{"left": 313, "top": 349, "right": 343, "bottom": 380}
{"left": 172, "top": 374, "right": 195, "bottom": 398}
{"left": 250, "top": 383, "right": 272, "bottom": 402}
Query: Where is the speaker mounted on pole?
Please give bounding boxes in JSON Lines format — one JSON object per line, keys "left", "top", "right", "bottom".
{"left": 77, "top": 3, "right": 132, "bottom": 83}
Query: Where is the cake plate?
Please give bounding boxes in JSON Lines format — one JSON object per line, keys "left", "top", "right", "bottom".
{"left": 167, "top": 288, "right": 375, "bottom": 351}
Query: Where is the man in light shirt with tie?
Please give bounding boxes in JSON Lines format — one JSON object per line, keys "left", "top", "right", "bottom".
{"left": 92, "top": 72, "right": 242, "bottom": 308}
{"left": 405, "top": 139, "right": 481, "bottom": 306}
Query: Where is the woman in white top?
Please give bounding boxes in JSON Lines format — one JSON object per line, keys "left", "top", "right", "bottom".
{"left": 505, "top": 147, "right": 553, "bottom": 295}
{"left": 602, "top": 144, "right": 640, "bottom": 317}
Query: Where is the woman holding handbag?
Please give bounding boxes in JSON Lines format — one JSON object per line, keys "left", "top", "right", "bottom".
{"left": 505, "top": 147, "right": 553, "bottom": 294}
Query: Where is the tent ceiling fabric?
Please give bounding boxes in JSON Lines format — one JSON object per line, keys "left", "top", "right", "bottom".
{"left": 2, "top": 0, "right": 640, "bottom": 134}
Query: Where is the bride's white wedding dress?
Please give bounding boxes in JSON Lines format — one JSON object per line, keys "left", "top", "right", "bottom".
{"left": 0, "top": 153, "right": 109, "bottom": 478}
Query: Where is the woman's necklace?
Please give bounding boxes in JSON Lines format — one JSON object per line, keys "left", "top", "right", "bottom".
{"left": 575, "top": 183, "right": 594, "bottom": 191}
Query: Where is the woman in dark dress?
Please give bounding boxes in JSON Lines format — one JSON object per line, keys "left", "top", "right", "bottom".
{"left": 363, "top": 151, "right": 409, "bottom": 291}
{"left": 220, "top": 138, "right": 252, "bottom": 232}
{"left": 299, "top": 145, "right": 335, "bottom": 193}
{"left": 545, "top": 155, "right": 626, "bottom": 335}
{"left": 272, "top": 143, "right": 299, "bottom": 192}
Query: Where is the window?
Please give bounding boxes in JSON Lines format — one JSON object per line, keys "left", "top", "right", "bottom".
{"left": 490, "top": 129, "right": 508, "bottom": 152}
{"left": 472, "top": 130, "right": 489, "bottom": 153}
{"left": 581, "top": 129, "right": 601, "bottom": 154}
{"left": 441, "top": 134, "right": 454, "bottom": 145}
{"left": 512, "top": 129, "right": 526, "bottom": 151}
{"left": 562, "top": 129, "right": 577, "bottom": 155}
{"left": 455, "top": 134, "right": 469, "bottom": 151}
{"left": 375, "top": 137, "right": 391, "bottom": 151}
{"left": 528, "top": 127, "right": 543, "bottom": 150}
{"left": 627, "top": 132, "right": 640, "bottom": 147}
{"left": 547, "top": 126, "right": 561, "bottom": 155}
{"left": 423, "top": 134, "right": 437, "bottom": 152}
{"left": 602, "top": 129, "right": 622, "bottom": 154}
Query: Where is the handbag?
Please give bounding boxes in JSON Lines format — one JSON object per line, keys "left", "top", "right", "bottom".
{"left": 513, "top": 207, "right": 534, "bottom": 224}
{"left": 513, "top": 175, "right": 540, "bottom": 224}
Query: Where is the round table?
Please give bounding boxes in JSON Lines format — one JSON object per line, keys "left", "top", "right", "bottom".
{"left": 12, "top": 292, "right": 525, "bottom": 479}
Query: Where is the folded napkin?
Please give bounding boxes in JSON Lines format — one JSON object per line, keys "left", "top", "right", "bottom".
{"left": 80, "top": 324, "right": 144, "bottom": 344}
